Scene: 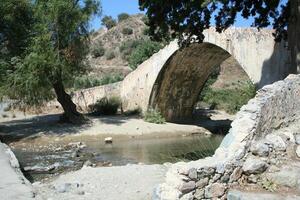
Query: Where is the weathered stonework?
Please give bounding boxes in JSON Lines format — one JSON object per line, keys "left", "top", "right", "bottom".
{"left": 121, "top": 27, "right": 293, "bottom": 121}
{"left": 155, "top": 74, "right": 300, "bottom": 200}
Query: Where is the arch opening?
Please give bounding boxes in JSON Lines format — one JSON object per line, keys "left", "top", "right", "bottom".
{"left": 148, "top": 42, "right": 254, "bottom": 122}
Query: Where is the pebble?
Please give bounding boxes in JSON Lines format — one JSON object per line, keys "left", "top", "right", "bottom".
{"left": 104, "top": 137, "right": 113, "bottom": 144}
{"left": 205, "top": 183, "right": 226, "bottom": 198}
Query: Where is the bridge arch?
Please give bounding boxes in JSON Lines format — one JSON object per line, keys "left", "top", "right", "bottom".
{"left": 120, "top": 28, "right": 291, "bottom": 121}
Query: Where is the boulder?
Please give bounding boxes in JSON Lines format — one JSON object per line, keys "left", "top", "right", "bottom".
{"left": 229, "top": 167, "right": 242, "bottom": 183}
{"left": 242, "top": 156, "right": 268, "bottom": 175}
{"left": 250, "top": 141, "right": 269, "bottom": 157}
{"left": 204, "top": 183, "right": 226, "bottom": 198}
{"left": 178, "top": 181, "right": 196, "bottom": 194}
{"left": 265, "top": 134, "right": 286, "bottom": 151}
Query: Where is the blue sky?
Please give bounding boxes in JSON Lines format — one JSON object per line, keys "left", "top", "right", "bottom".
{"left": 90, "top": 0, "right": 267, "bottom": 31}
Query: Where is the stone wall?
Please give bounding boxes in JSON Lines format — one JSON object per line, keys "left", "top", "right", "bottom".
{"left": 156, "top": 74, "right": 300, "bottom": 200}
{"left": 48, "top": 82, "right": 121, "bottom": 112}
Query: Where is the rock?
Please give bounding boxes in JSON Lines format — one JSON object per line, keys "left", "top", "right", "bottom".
{"left": 294, "top": 134, "right": 300, "bottom": 145}
{"left": 227, "top": 189, "right": 297, "bottom": 200}
{"left": 266, "top": 165, "right": 300, "bottom": 188}
{"left": 54, "top": 182, "right": 81, "bottom": 193}
{"left": 104, "top": 137, "right": 113, "bottom": 144}
{"left": 242, "top": 156, "right": 268, "bottom": 175}
{"left": 188, "top": 168, "right": 197, "bottom": 180}
{"left": 266, "top": 134, "right": 286, "bottom": 151}
{"left": 178, "top": 181, "right": 196, "bottom": 194}
{"left": 250, "top": 141, "right": 269, "bottom": 157}
{"left": 180, "top": 192, "right": 194, "bottom": 200}
{"left": 212, "top": 173, "right": 222, "bottom": 182}
{"left": 67, "top": 142, "right": 86, "bottom": 149}
{"left": 196, "top": 177, "right": 209, "bottom": 189}
{"left": 204, "top": 183, "right": 226, "bottom": 198}
{"left": 194, "top": 189, "right": 205, "bottom": 200}
{"left": 220, "top": 173, "right": 230, "bottom": 183}
{"left": 83, "top": 160, "right": 93, "bottom": 167}
{"left": 24, "top": 162, "right": 59, "bottom": 172}
{"left": 234, "top": 146, "right": 246, "bottom": 160}
{"left": 71, "top": 150, "right": 80, "bottom": 158}
{"left": 247, "top": 174, "right": 258, "bottom": 183}
{"left": 296, "top": 146, "right": 300, "bottom": 157}
{"left": 229, "top": 167, "right": 242, "bottom": 183}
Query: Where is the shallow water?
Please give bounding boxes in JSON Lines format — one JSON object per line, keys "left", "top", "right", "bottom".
{"left": 12, "top": 134, "right": 224, "bottom": 182}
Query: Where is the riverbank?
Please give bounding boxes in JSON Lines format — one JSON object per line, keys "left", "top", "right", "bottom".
{"left": 0, "top": 142, "right": 34, "bottom": 200}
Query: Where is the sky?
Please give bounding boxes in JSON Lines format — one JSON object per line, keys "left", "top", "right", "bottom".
{"left": 90, "top": 0, "right": 267, "bottom": 31}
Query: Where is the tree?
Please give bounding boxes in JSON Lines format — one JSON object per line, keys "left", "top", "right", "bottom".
{"left": 0, "top": 0, "right": 101, "bottom": 123}
{"left": 139, "top": 0, "right": 299, "bottom": 73}
{"left": 101, "top": 15, "right": 117, "bottom": 29}
{"left": 118, "top": 13, "right": 130, "bottom": 22}
{"left": 0, "top": 0, "right": 34, "bottom": 83}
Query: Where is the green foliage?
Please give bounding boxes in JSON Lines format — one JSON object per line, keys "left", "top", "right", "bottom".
{"left": 128, "top": 40, "right": 163, "bottom": 69}
{"left": 73, "top": 74, "right": 124, "bottom": 90}
{"left": 123, "top": 107, "right": 142, "bottom": 116}
{"left": 200, "top": 81, "right": 256, "bottom": 114}
{"left": 119, "top": 39, "right": 143, "bottom": 60}
{"left": 260, "top": 178, "right": 277, "bottom": 192}
{"left": 0, "top": 0, "right": 101, "bottom": 107}
{"left": 105, "top": 50, "right": 116, "bottom": 60}
{"left": 91, "top": 41, "right": 105, "bottom": 58}
{"left": 141, "top": 15, "right": 149, "bottom": 25}
{"left": 139, "top": 1, "right": 289, "bottom": 45}
{"left": 143, "top": 27, "right": 151, "bottom": 36}
{"left": 91, "top": 96, "right": 121, "bottom": 115}
{"left": 144, "top": 109, "right": 166, "bottom": 124}
{"left": 122, "top": 27, "right": 133, "bottom": 35}
{"left": 101, "top": 15, "right": 117, "bottom": 30}
{"left": 118, "top": 13, "right": 130, "bottom": 22}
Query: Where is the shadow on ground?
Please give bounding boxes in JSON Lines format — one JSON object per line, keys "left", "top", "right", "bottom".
{"left": 0, "top": 114, "right": 92, "bottom": 144}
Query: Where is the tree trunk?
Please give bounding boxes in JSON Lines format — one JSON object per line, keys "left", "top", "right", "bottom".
{"left": 288, "top": 0, "right": 300, "bottom": 73}
{"left": 53, "top": 79, "right": 85, "bottom": 124}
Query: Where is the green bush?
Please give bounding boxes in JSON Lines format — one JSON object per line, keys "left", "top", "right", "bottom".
{"left": 106, "top": 50, "right": 116, "bottom": 60}
{"left": 128, "top": 40, "right": 163, "bottom": 69}
{"left": 91, "top": 96, "right": 121, "bottom": 115}
{"left": 119, "top": 39, "right": 144, "bottom": 60}
{"left": 101, "top": 15, "right": 117, "bottom": 29}
{"left": 200, "top": 81, "right": 256, "bottom": 114}
{"left": 92, "top": 47, "right": 105, "bottom": 58}
{"left": 73, "top": 74, "right": 124, "bottom": 90}
{"left": 144, "top": 109, "right": 166, "bottom": 124}
{"left": 123, "top": 107, "right": 142, "bottom": 116}
{"left": 122, "top": 27, "right": 133, "bottom": 35}
{"left": 118, "top": 13, "right": 130, "bottom": 22}
{"left": 143, "top": 27, "right": 150, "bottom": 36}
{"left": 141, "top": 15, "right": 149, "bottom": 24}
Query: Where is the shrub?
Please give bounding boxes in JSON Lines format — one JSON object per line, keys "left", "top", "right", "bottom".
{"left": 73, "top": 74, "right": 124, "bottom": 90}
{"left": 119, "top": 39, "right": 144, "bottom": 60}
{"left": 144, "top": 109, "right": 166, "bottom": 124}
{"left": 128, "top": 40, "right": 163, "bottom": 69}
{"left": 106, "top": 50, "right": 115, "bottom": 60}
{"left": 200, "top": 81, "right": 256, "bottom": 114}
{"left": 123, "top": 107, "right": 142, "bottom": 116}
{"left": 101, "top": 15, "right": 116, "bottom": 30}
{"left": 141, "top": 15, "right": 149, "bottom": 24}
{"left": 92, "top": 47, "right": 105, "bottom": 58}
{"left": 122, "top": 27, "right": 133, "bottom": 35}
{"left": 143, "top": 27, "right": 150, "bottom": 36}
{"left": 91, "top": 96, "right": 121, "bottom": 115}
{"left": 118, "top": 13, "right": 130, "bottom": 22}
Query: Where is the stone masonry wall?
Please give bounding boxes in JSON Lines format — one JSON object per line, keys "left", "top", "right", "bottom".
{"left": 156, "top": 74, "right": 300, "bottom": 200}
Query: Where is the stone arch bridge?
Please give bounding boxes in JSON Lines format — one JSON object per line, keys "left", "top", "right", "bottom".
{"left": 71, "top": 28, "right": 294, "bottom": 121}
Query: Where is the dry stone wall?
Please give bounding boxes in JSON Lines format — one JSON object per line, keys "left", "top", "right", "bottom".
{"left": 155, "top": 74, "right": 300, "bottom": 200}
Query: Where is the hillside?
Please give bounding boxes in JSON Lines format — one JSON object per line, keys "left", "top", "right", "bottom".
{"left": 88, "top": 14, "right": 148, "bottom": 79}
